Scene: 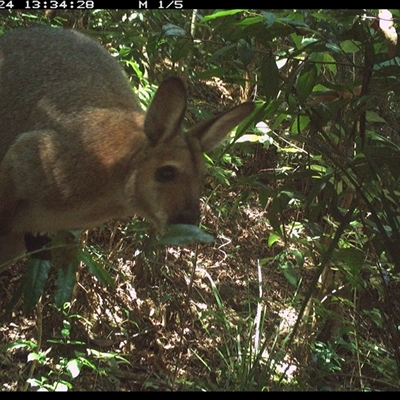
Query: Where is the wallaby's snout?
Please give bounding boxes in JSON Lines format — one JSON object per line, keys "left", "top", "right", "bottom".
{"left": 0, "top": 26, "right": 255, "bottom": 266}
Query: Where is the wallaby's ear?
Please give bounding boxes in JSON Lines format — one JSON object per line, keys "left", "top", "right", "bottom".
{"left": 144, "top": 77, "right": 187, "bottom": 144}
{"left": 188, "top": 102, "right": 255, "bottom": 152}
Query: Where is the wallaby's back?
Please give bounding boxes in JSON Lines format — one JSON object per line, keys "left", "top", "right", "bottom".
{"left": 0, "top": 27, "right": 140, "bottom": 160}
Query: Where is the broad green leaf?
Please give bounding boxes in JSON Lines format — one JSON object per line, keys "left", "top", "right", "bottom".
{"left": 125, "top": 60, "right": 143, "bottom": 80}
{"left": 162, "top": 23, "right": 187, "bottom": 37}
{"left": 259, "top": 188, "right": 269, "bottom": 209}
{"left": 237, "top": 39, "right": 253, "bottom": 67}
{"left": 268, "top": 191, "right": 294, "bottom": 234}
{"left": 280, "top": 18, "right": 309, "bottom": 29}
{"left": 322, "top": 52, "right": 337, "bottom": 75}
{"left": 237, "top": 16, "right": 264, "bottom": 26}
{"left": 326, "top": 42, "right": 343, "bottom": 54}
{"left": 268, "top": 233, "right": 281, "bottom": 247}
{"left": 310, "top": 51, "right": 336, "bottom": 74}
{"left": 291, "top": 33, "right": 303, "bottom": 49}
{"left": 292, "top": 250, "right": 304, "bottom": 268}
{"left": 158, "top": 224, "right": 215, "bottom": 246}
{"left": 54, "top": 261, "right": 78, "bottom": 308}
{"left": 333, "top": 248, "right": 364, "bottom": 269}
{"left": 332, "top": 248, "right": 365, "bottom": 290}
{"left": 365, "top": 111, "right": 386, "bottom": 123}
{"left": 171, "top": 39, "right": 192, "bottom": 62}
{"left": 291, "top": 115, "right": 310, "bottom": 133}
{"left": 261, "top": 56, "right": 280, "bottom": 100}
{"left": 340, "top": 40, "right": 361, "bottom": 53}
{"left": 362, "top": 309, "right": 383, "bottom": 329}
{"left": 297, "top": 64, "right": 318, "bottom": 103}
{"left": 23, "top": 258, "right": 51, "bottom": 315}
{"left": 3, "top": 340, "right": 37, "bottom": 351}
{"left": 201, "top": 10, "right": 247, "bottom": 22}
{"left": 78, "top": 248, "right": 115, "bottom": 288}
{"left": 305, "top": 178, "right": 330, "bottom": 208}
{"left": 209, "top": 43, "right": 236, "bottom": 63}
{"left": 280, "top": 261, "right": 298, "bottom": 287}
{"left": 261, "top": 11, "right": 276, "bottom": 27}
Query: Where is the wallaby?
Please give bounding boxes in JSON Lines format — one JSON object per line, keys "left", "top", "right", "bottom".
{"left": 0, "top": 26, "right": 254, "bottom": 267}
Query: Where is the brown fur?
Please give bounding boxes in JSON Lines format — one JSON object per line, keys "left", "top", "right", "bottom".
{"left": 0, "top": 27, "right": 254, "bottom": 266}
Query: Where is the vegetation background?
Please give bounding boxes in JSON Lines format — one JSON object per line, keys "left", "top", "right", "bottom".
{"left": 1, "top": 8, "right": 400, "bottom": 391}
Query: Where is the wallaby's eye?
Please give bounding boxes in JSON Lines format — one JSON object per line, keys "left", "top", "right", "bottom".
{"left": 155, "top": 165, "right": 179, "bottom": 183}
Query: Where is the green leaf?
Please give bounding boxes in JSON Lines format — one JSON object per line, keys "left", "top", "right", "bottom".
{"left": 23, "top": 258, "right": 51, "bottom": 315}
{"left": 259, "top": 188, "right": 269, "bottom": 209}
{"left": 162, "top": 23, "right": 187, "bottom": 37}
{"left": 280, "top": 18, "right": 309, "bottom": 29}
{"left": 261, "top": 11, "right": 276, "bottom": 27}
{"left": 158, "top": 224, "right": 215, "bottom": 246}
{"left": 237, "top": 16, "right": 265, "bottom": 26}
{"left": 54, "top": 261, "right": 78, "bottom": 308}
{"left": 297, "top": 64, "right": 318, "bottom": 103}
{"left": 261, "top": 57, "right": 280, "bottom": 100}
{"left": 340, "top": 40, "right": 361, "bottom": 54}
{"left": 3, "top": 340, "right": 37, "bottom": 351}
{"left": 362, "top": 309, "right": 383, "bottom": 329}
{"left": 291, "top": 115, "right": 310, "bottom": 133}
{"left": 268, "top": 191, "right": 294, "bottom": 234}
{"left": 365, "top": 111, "right": 386, "bottom": 123}
{"left": 292, "top": 250, "right": 304, "bottom": 268}
{"left": 201, "top": 10, "right": 247, "bottom": 22}
{"left": 237, "top": 39, "right": 253, "bottom": 67}
{"left": 171, "top": 39, "right": 193, "bottom": 62}
{"left": 209, "top": 43, "right": 236, "bottom": 63}
{"left": 332, "top": 248, "right": 364, "bottom": 269}
{"left": 78, "top": 248, "right": 115, "bottom": 288}
{"left": 280, "top": 261, "right": 298, "bottom": 287}
{"left": 332, "top": 248, "right": 365, "bottom": 290}
{"left": 268, "top": 233, "right": 281, "bottom": 247}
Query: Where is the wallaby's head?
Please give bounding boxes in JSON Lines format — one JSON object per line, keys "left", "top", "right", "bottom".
{"left": 123, "top": 77, "right": 254, "bottom": 233}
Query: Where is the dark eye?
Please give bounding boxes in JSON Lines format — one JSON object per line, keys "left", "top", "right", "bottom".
{"left": 155, "top": 165, "right": 179, "bottom": 183}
